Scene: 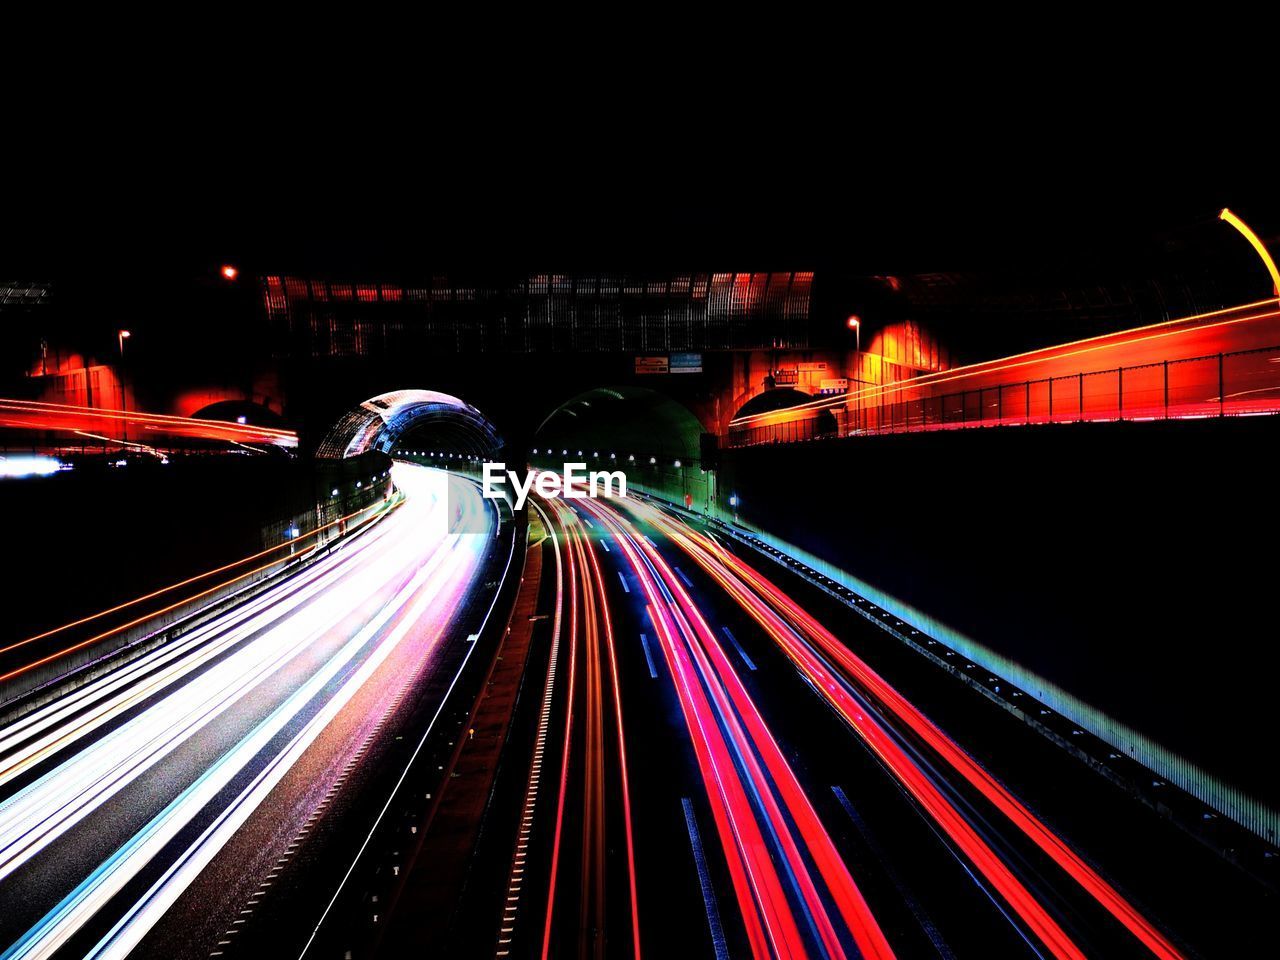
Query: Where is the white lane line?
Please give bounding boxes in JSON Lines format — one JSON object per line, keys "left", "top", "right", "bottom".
{"left": 639, "top": 634, "right": 659, "bottom": 679}
{"left": 720, "top": 626, "right": 756, "bottom": 672}
{"left": 681, "top": 798, "right": 729, "bottom": 960}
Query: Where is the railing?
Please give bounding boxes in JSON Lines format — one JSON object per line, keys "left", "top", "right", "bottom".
{"left": 729, "top": 343, "right": 1280, "bottom": 446}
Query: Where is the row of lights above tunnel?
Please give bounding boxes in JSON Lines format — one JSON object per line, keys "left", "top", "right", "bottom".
{"left": 394, "top": 448, "right": 700, "bottom": 471}
{"left": 395, "top": 450, "right": 483, "bottom": 461}
{"left": 532, "top": 449, "right": 692, "bottom": 468}
{"left": 324, "top": 469, "right": 391, "bottom": 499}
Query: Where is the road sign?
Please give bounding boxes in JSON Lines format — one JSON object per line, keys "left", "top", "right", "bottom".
{"left": 671, "top": 352, "right": 703, "bottom": 374}
{"left": 635, "top": 356, "right": 669, "bottom": 375}
{"left": 773, "top": 368, "right": 799, "bottom": 386}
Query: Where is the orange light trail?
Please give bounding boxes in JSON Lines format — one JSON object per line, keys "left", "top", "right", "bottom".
{"left": 730, "top": 298, "right": 1280, "bottom": 428}
{"left": 0, "top": 496, "right": 401, "bottom": 685}
{"left": 0, "top": 398, "right": 298, "bottom": 446}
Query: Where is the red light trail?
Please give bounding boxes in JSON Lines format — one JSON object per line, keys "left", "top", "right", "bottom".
{"left": 731, "top": 298, "right": 1280, "bottom": 440}
{"left": 633, "top": 498, "right": 1186, "bottom": 960}
{"left": 537, "top": 499, "right": 642, "bottom": 960}
{"left": 574, "top": 492, "right": 896, "bottom": 960}
{"left": 0, "top": 398, "right": 298, "bottom": 448}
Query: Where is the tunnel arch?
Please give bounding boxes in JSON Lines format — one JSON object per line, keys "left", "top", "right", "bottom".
{"left": 190, "top": 399, "right": 287, "bottom": 428}
{"left": 728, "top": 386, "right": 839, "bottom": 443}
{"left": 316, "top": 389, "right": 502, "bottom": 461}
{"left": 732, "top": 387, "right": 817, "bottom": 420}
{"left": 531, "top": 385, "right": 715, "bottom": 509}
{"left": 533, "top": 386, "right": 704, "bottom": 465}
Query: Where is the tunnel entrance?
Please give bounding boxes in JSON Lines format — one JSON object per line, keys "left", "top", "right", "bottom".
{"left": 316, "top": 389, "right": 503, "bottom": 462}
{"left": 730, "top": 386, "right": 839, "bottom": 444}
{"left": 532, "top": 385, "right": 713, "bottom": 510}
{"left": 190, "top": 399, "right": 287, "bottom": 429}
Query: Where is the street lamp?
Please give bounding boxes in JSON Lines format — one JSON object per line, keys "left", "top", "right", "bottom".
{"left": 117, "top": 330, "right": 131, "bottom": 444}
{"left": 221, "top": 264, "right": 239, "bottom": 281}
{"left": 847, "top": 316, "right": 863, "bottom": 434}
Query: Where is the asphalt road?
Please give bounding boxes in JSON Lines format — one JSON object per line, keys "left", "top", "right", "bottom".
{"left": 0, "top": 465, "right": 497, "bottom": 960}
{"left": 486, "top": 489, "right": 1273, "bottom": 960}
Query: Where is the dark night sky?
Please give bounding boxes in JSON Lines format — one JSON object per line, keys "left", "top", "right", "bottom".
{"left": 4, "top": 48, "right": 1274, "bottom": 281}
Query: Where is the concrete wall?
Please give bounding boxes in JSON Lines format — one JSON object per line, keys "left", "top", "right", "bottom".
{"left": 708, "top": 418, "right": 1280, "bottom": 842}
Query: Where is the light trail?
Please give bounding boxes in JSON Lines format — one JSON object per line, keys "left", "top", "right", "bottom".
{"left": 729, "top": 298, "right": 1280, "bottom": 435}
{"left": 0, "top": 465, "right": 494, "bottom": 960}
{"left": 539, "top": 500, "right": 582, "bottom": 960}
{"left": 575, "top": 493, "right": 896, "bottom": 960}
{"left": 496, "top": 501, "right": 564, "bottom": 957}
{"left": 0, "top": 496, "right": 397, "bottom": 665}
{"left": 0, "top": 502, "right": 404, "bottom": 789}
{"left": 635, "top": 497, "right": 1185, "bottom": 960}
{"left": 537, "top": 499, "right": 641, "bottom": 960}
{"left": 0, "top": 398, "right": 298, "bottom": 448}
{"left": 581, "top": 509, "right": 643, "bottom": 960}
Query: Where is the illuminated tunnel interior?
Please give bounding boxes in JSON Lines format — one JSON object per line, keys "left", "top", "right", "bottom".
{"left": 531, "top": 385, "right": 709, "bottom": 504}
{"left": 316, "top": 388, "right": 503, "bottom": 462}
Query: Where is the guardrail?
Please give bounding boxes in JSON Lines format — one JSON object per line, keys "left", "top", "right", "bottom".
{"left": 0, "top": 490, "right": 398, "bottom": 720}
{"left": 730, "top": 342, "right": 1280, "bottom": 446}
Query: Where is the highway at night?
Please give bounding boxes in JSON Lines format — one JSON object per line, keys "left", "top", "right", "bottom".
{"left": 0, "top": 466, "right": 499, "bottom": 960}
{"left": 447, "top": 486, "right": 1265, "bottom": 960}
{"left": 4, "top": 131, "right": 1278, "bottom": 959}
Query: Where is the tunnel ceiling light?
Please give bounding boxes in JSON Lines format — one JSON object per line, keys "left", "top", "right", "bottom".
{"left": 649, "top": 456, "right": 656, "bottom": 464}
{"left": 331, "top": 488, "right": 339, "bottom": 497}
{"left": 674, "top": 459, "right": 682, "bottom": 467}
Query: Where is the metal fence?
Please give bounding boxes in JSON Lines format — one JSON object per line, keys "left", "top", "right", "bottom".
{"left": 729, "top": 343, "right": 1280, "bottom": 446}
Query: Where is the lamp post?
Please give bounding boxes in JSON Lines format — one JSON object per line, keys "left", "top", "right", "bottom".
{"left": 847, "top": 316, "right": 861, "bottom": 433}
{"left": 117, "top": 330, "right": 131, "bottom": 446}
